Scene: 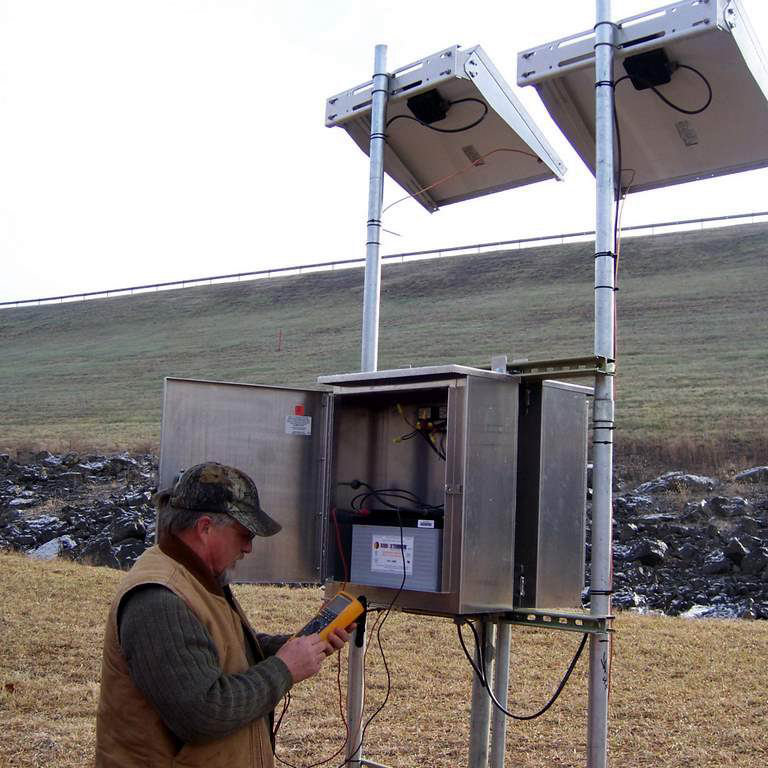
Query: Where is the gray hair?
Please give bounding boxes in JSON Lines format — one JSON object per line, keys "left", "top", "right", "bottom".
{"left": 154, "top": 490, "right": 233, "bottom": 535}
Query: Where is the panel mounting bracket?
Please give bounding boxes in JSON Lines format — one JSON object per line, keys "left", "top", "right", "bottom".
{"left": 501, "top": 608, "right": 613, "bottom": 635}
{"left": 500, "top": 354, "right": 607, "bottom": 381}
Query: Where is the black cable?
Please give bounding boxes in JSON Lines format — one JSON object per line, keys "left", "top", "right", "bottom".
{"left": 608, "top": 60, "right": 713, "bottom": 360}
{"left": 615, "top": 63, "right": 712, "bottom": 116}
{"left": 386, "top": 97, "right": 488, "bottom": 134}
{"left": 649, "top": 64, "right": 712, "bottom": 115}
{"left": 273, "top": 690, "right": 291, "bottom": 742}
{"left": 456, "top": 620, "right": 487, "bottom": 683}
{"left": 349, "top": 482, "right": 443, "bottom": 514}
{"left": 456, "top": 620, "right": 589, "bottom": 721}
{"left": 613, "top": 101, "right": 622, "bottom": 253}
{"left": 413, "top": 424, "right": 446, "bottom": 461}
{"left": 273, "top": 677, "right": 349, "bottom": 768}
{"left": 361, "top": 487, "right": 422, "bottom": 505}
{"left": 394, "top": 405, "right": 447, "bottom": 461}
{"left": 396, "top": 423, "right": 446, "bottom": 461}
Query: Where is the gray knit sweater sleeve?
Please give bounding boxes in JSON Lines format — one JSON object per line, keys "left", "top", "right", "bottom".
{"left": 118, "top": 585, "right": 293, "bottom": 745}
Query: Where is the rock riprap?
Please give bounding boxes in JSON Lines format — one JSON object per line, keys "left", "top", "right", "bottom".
{"left": 0, "top": 451, "right": 156, "bottom": 569}
{"left": 598, "top": 467, "right": 768, "bottom": 620}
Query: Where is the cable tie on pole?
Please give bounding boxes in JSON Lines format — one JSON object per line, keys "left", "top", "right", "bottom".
{"left": 588, "top": 588, "right": 614, "bottom": 596}
{"left": 594, "top": 285, "right": 617, "bottom": 291}
{"left": 593, "top": 440, "right": 613, "bottom": 445}
{"left": 369, "top": 132, "right": 387, "bottom": 140}
{"left": 594, "top": 79, "right": 615, "bottom": 88}
{"left": 593, "top": 20, "right": 619, "bottom": 31}
{"left": 594, "top": 251, "right": 616, "bottom": 260}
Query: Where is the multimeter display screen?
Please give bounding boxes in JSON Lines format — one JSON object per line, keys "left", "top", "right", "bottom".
{"left": 325, "top": 594, "right": 351, "bottom": 615}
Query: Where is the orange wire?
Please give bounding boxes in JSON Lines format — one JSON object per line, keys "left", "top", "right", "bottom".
{"left": 382, "top": 147, "right": 541, "bottom": 214}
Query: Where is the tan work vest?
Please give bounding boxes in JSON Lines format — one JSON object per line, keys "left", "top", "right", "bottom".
{"left": 95, "top": 544, "right": 275, "bottom": 768}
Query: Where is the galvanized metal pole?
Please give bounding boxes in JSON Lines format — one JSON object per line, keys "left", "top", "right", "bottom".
{"left": 468, "top": 621, "right": 495, "bottom": 768}
{"left": 345, "top": 628, "right": 366, "bottom": 767}
{"left": 347, "top": 45, "right": 390, "bottom": 768}
{"left": 360, "top": 44, "right": 389, "bottom": 373}
{"left": 589, "top": 3, "right": 615, "bottom": 768}
{"left": 489, "top": 621, "right": 511, "bottom": 768}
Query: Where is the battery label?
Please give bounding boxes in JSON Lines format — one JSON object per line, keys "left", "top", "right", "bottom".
{"left": 371, "top": 535, "right": 414, "bottom": 576}
{"left": 285, "top": 415, "right": 312, "bottom": 435}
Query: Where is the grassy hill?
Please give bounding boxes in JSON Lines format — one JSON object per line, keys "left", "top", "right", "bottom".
{"left": 1, "top": 222, "right": 766, "bottom": 468}
{"left": 1, "top": 552, "right": 767, "bottom": 767}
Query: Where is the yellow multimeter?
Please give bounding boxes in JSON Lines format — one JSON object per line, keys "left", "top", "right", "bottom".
{"left": 295, "top": 591, "right": 364, "bottom": 641}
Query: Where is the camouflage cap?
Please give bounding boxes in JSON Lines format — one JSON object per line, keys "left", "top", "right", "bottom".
{"left": 169, "top": 462, "right": 281, "bottom": 537}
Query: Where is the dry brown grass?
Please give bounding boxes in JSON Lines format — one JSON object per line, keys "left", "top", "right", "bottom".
{"left": 1, "top": 552, "right": 767, "bottom": 768}
{"left": 616, "top": 434, "right": 768, "bottom": 484}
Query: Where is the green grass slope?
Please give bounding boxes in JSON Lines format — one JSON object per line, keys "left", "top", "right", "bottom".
{"left": 1, "top": 222, "right": 766, "bottom": 466}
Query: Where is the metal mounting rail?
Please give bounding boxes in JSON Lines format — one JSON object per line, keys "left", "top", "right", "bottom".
{"left": 506, "top": 354, "right": 613, "bottom": 381}
{"left": 501, "top": 608, "right": 613, "bottom": 635}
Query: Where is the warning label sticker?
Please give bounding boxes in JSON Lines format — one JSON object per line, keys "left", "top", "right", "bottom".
{"left": 285, "top": 415, "right": 312, "bottom": 436}
{"left": 371, "top": 535, "right": 413, "bottom": 576}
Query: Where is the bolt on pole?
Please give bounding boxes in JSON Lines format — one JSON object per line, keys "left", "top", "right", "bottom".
{"left": 588, "top": 2, "right": 615, "bottom": 768}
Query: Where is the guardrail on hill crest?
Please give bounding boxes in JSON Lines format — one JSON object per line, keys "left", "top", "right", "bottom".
{"left": 2, "top": 210, "right": 767, "bottom": 308}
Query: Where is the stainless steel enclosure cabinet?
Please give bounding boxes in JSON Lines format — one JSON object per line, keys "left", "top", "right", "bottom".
{"left": 158, "top": 366, "right": 520, "bottom": 616}
{"left": 514, "top": 380, "right": 591, "bottom": 609}
{"left": 320, "top": 366, "right": 519, "bottom": 615}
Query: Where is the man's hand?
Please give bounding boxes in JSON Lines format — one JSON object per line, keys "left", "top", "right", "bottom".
{"left": 275, "top": 635, "right": 332, "bottom": 683}
{"left": 324, "top": 625, "right": 355, "bottom": 655}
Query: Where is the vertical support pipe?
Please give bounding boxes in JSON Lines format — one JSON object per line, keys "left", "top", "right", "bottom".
{"left": 360, "top": 44, "right": 389, "bottom": 373}
{"left": 345, "top": 627, "right": 366, "bottom": 767}
{"left": 489, "top": 622, "right": 511, "bottom": 768}
{"left": 468, "top": 621, "right": 495, "bottom": 768}
{"left": 347, "top": 45, "right": 390, "bottom": 768}
{"left": 589, "top": 3, "right": 615, "bottom": 768}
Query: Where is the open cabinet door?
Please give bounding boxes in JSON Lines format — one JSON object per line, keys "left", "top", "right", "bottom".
{"left": 158, "top": 377, "right": 331, "bottom": 585}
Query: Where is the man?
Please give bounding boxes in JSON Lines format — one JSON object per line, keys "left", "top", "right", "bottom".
{"left": 95, "top": 461, "right": 351, "bottom": 768}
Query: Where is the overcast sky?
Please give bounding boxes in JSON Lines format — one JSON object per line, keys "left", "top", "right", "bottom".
{"left": 1, "top": 0, "right": 767, "bottom": 302}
